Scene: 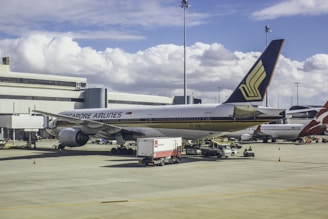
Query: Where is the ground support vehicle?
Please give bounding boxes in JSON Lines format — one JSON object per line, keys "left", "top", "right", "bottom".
{"left": 200, "top": 139, "right": 232, "bottom": 159}
{"left": 201, "top": 145, "right": 223, "bottom": 158}
{"left": 243, "top": 148, "right": 255, "bottom": 157}
{"left": 230, "top": 145, "right": 238, "bottom": 156}
{"left": 110, "top": 141, "right": 136, "bottom": 155}
{"left": 230, "top": 142, "right": 243, "bottom": 149}
{"left": 0, "top": 138, "right": 8, "bottom": 149}
{"left": 137, "top": 137, "right": 182, "bottom": 166}
{"left": 92, "top": 138, "right": 117, "bottom": 145}
{"left": 91, "top": 138, "right": 108, "bottom": 144}
{"left": 201, "top": 145, "right": 232, "bottom": 158}
{"left": 185, "top": 144, "right": 202, "bottom": 155}
{"left": 110, "top": 146, "right": 135, "bottom": 155}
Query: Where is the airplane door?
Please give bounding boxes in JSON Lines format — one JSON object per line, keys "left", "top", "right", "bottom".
{"left": 204, "top": 112, "right": 211, "bottom": 122}
{"left": 147, "top": 113, "right": 153, "bottom": 123}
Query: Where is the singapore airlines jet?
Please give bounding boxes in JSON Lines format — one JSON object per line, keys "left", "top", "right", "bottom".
{"left": 34, "top": 39, "right": 284, "bottom": 149}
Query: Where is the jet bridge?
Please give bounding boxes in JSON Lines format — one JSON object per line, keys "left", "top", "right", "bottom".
{"left": 0, "top": 114, "right": 44, "bottom": 148}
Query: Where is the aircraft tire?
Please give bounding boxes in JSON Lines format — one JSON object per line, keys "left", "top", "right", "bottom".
{"left": 111, "top": 148, "right": 117, "bottom": 154}
{"left": 128, "top": 148, "right": 134, "bottom": 155}
{"left": 159, "top": 158, "right": 165, "bottom": 166}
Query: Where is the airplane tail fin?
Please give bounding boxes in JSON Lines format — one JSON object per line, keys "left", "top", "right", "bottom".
{"left": 298, "top": 101, "right": 328, "bottom": 137}
{"left": 225, "top": 39, "right": 284, "bottom": 104}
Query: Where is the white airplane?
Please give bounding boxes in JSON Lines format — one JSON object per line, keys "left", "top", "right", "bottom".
{"left": 227, "top": 101, "right": 328, "bottom": 143}
{"left": 34, "top": 39, "right": 285, "bottom": 149}
{"left": 285, "top": 105, "right": 323, "bottom": 124}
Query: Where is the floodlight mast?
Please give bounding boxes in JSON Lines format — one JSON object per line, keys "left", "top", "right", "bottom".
{"left": 295, "top": 82, "right": 300, "bottom": 105}
{"left": 181, "top": 0, "right": 189, "bottom": 104}
{"left": 265, "top": 25, "right": 271, "bottom": 47}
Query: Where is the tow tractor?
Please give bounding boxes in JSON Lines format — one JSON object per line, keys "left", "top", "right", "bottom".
{"left": 243, "top": 148, "right": 255, "bottom": 157}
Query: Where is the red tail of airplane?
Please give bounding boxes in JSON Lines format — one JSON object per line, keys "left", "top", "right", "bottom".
{"left": 298, "top": 101, "right": 328, "bottom": 137}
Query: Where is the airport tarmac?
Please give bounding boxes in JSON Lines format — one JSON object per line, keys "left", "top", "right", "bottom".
{"left": 0, "top": 140, "right": 328, "bottom": 219}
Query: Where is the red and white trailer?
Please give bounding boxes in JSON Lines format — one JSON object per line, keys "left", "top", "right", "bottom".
{"left": 137, "top": 137, "right": 182, "bottom": 166}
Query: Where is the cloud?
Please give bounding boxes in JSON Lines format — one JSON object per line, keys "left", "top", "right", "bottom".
{"left": 269, "top": 54, "right": 328, "bottom": 107}
{"left": 1, "top": 34, "right": 328, "bottom": 108}
{"left": 201, "top": 43, "right": 236, "bottom": 66}
{"left": 0, "top": 0, "right": 209, "bottom": 40}
{"left": 252, "top": 0, "right": 328, "bottom": 20}
{"left": 303, "top": 54, "right": 328, "bottom": 71}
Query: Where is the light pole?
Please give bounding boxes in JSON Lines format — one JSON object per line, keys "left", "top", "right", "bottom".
{"left": 295, "top": 82, "right": 300, "bottom": 105}
{"left": 265, "top": 25, "right": 271, "bottom": 106}
{"left": 265, "top": 25, "right": 271, "bottom": 47}
{"left": 181, "top": 0, "right": 189, "bottom": 104}
{"left": 218, "top": 86, "right": 221, "bottom": 103}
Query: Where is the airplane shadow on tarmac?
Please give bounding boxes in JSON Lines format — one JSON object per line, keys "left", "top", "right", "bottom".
{"left": 0, "top": 147, "right": 114, "bottom": 161}
{"left": 0, "top": 147, "right": 254, "bottom": 168}
{"left": 102, "top": 155, "right": 254, "bottom": 168}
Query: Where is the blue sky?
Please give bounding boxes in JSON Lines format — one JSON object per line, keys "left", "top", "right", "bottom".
{"left": 65, "top": 0, "right": 327, "bottom": 61}
{"left": 0, "top": 0, "right": 327, "bottom": 108}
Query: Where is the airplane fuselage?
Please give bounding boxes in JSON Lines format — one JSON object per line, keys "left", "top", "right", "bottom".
{"left": 259, "top": 124, "right": 304, "bottom": 140}
{"left": 49, "top": 103, "right": 281, "bottom": 140}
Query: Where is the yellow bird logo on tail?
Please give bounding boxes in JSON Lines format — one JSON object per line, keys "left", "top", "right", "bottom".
{"left": 238, "top": 60, "right": 266, "bottom": 101}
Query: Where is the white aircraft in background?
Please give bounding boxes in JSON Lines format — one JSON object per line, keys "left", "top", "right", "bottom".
{"left": 34, "top": 39, "right": 285, "bottom": 149}
{"left": 285, "top": 105, "right": 323, "bottom": 124}
{"left": 226, "top": 101, "right": 328, "bottom": 143}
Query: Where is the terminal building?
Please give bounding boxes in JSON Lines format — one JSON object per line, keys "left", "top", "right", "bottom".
{"left": 0, "top": 57, "right": 176, "bottom": 114}
{"left": 0, "top": 57, "right": 200, "bottom": 141}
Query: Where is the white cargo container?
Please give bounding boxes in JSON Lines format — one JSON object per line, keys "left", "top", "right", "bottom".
{"left": 137, "top": 137, "right": 182, "bottom": 166}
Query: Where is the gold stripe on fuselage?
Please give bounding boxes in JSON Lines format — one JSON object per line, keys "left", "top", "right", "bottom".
{"left": 55, "top": 119, "right": 273, "bottom": 132}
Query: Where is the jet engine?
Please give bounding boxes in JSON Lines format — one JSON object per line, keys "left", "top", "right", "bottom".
{"left": 58, "top": 127, "right": 89, "bottom": 147}
{"left": 240, "top": 133, "right": 253, "bottom": 141}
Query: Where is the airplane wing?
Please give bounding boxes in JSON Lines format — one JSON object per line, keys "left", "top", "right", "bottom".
{"left": 252, "top": 125, "right": 275, "bottom": 139}
{"left": 34, "top": 110, "right": 122, "bottom": 134}
{"left": 286, "top": 108, "right": 323, "bottom": 114}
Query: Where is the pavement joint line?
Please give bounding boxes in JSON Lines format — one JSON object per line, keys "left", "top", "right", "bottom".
{"left": 101, "top": 200, "right": 129, "bottom": 203}
{"left": 1, "top": 184, "right": 327, "bottom": 211}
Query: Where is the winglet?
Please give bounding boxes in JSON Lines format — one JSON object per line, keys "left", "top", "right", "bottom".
{"left": 298, "top": 101, "right": 328, "bottom": 137}
{"left": 225, "top": 39, "right": 284, "bottom": 104}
